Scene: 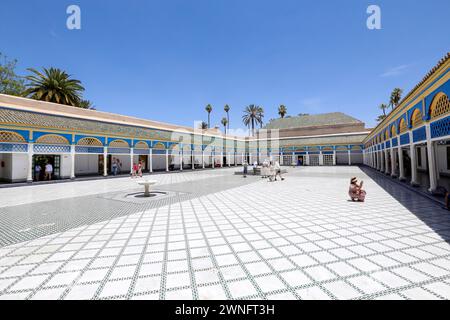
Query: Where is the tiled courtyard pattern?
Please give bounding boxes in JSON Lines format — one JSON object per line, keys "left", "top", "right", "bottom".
{"left": 0, "top": 167, "right": 450, "bottom": 300}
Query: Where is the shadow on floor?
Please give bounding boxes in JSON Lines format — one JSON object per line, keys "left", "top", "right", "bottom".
{"left": 360, "top": 166, "right": 450, "bottom": 244}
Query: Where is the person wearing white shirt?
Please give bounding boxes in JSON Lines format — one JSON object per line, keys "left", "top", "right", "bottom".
{"left": 44, "top": 163, "right": 53, "bottom": 180}
{"left": 274, "top": 161, "right": 284, "bottom": 181}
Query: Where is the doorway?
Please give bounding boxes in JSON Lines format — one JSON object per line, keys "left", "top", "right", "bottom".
{"left": 297, "top": 155, "right": 305, "bottom": 166}
{"left": 33, "top": 155, "right": 61, "bottom": 181}
{"left": 98, "top": 154, "right": 110, "bottom": 175}
{"left": 139, "top": 155, "right": 148, "bottom": 172}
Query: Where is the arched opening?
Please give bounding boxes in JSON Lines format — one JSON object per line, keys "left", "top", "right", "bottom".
{"left": 36, "top": 134, "right": 69, "bottom": 145}
{"left": 430, "top": 92, "right": 450, "bottom": 120}
{"left": 411, "top": 109, "right": 424, "bottom": 128}
{"left": 75, "top": 137, "right": 104, "bottom": 177}
{"left": 391, "top": 125, "right": 397, "bottom": 138}
{"left": 0, "top": 131, "right": 27, "bottom": 182}
{"left": 77, "top": 137, "right": 103, "bottom": 146}
{"left": 109, "top": 139, "right": 129, "bottom": 148}
{"left": 135, "top": 141, "right": 149, "bottom": 149}
{"left": 399, "top": 118, "right": 407, "bottom": 134}
{"left": 0, "top": 131, "right": 26, "bottom": 143}
{"left": 151, "top": 142, "right": 167, "bottom": 172}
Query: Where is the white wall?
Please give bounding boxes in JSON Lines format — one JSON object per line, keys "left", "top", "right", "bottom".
{"left": 437, "top": 145, "right": 450, "bottom": 175}
{"left": 336, "top": 153, "right": 348, "bottom": 165}
{"left": 237, "top": 154, "right": 243, "bottom": 165}
{"left": 12, "top": 153, "right": 27, "bottom": 181}
{"left": 75, "top": 154, "right": 99, "bottom": 175}
{"left": 416, "top": 146, "right": 428, "bottom": 171}
{"left": 152, "top": 155, "right": 166, "bottom": 171}
{"left": 60, "top": 154, "right": 71, "bottom": 178}
{"left": 351, "top": 153, "right": 363, "bottom": 164}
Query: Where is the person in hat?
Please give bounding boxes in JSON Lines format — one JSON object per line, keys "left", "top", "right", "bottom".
{"left": 349, "top": 177, "right": 366, "bottom": 202}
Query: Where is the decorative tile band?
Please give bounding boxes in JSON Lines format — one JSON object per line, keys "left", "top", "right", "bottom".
{"left": 400, "top": 133, "right": 410, "bottom": 145}
{"left": 0, "top": 143, "right": 28, "bottom": 152}
{"left": 430, "top": 115, "right": 450, "bottom": 139}
{"left": 75, "top": 146, "right": 104, "bottom": 154}
{"left": 413, "top": 126, "right": 427, "bottom": 143}
{"left": 34, "top": 144, "right": 71, "bottom": 153}
{"left": 108, "top": 147, "right": 131, "bottom": 154}
{"left": 133, "top": 148, "right": 150, "bottom": 155}
{"left": 392, "top": 137, "right": 398, "bottom": 147}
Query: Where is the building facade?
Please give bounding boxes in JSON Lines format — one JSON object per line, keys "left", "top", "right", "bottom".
{"left": 0, "top": 94, "right": 368, "bottom": 183}
{"left": 6, "top": 52, "right": 449, "bottom": 185}
{"left": 363, "top": 53, "right": 450, "bottom": 194}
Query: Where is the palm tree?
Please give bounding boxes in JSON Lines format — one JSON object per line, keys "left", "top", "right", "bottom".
{"left": 221, "top": 117, "right": 228, "bottom": 135}
{"left": 224, "top": 104, "right": 230, "bottom": 131}
{"left": 78, "top": 99, "right": 96, "bottom": 110}
{"left": 376, "top": 114, "right": 387, "bottom": 122}
{"left": 205, "top": 104, "right": 213, "bottom": 128}
{"left": 200, "top": 121, "right": 208, "bottom": 130}
{"left": 24, "top": 67, "right": 85, "bottom": 107}
{"left": 379, "top": 103, "right": 388, "bottom": 117}
{"left": 278, "top": 105, "right": 287, "bottom": 118}
{"left": 242, "top": 104, "right": 263, "bottom": 136}
{"left": 389, "top": 88, "right": 403, "bottom": 111}
{"left": 257, "top": 106, "right": 264, "bottom": 128}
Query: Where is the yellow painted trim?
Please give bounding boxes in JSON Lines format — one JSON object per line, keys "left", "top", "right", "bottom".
{"left": 365, "top": 62, "right": 450, "bottom": 142}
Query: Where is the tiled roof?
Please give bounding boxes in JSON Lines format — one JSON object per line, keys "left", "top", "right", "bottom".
{"left": 264, "top": 112, "right": 363, "bottom": 130}
{"left": 0, "top": 107, "right": 173, "bottom": 141}
{"left": 396, "top": 52, "right": 450, "bottom": 109}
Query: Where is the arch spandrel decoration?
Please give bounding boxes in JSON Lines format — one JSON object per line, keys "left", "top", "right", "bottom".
{"left": 109, "top": 140, "right": 129, "bottom": 148}
{"left": 384, "top": 129, "right": 389, "bottom": 141}
{"left": 0, "top": 131, "right": 27, "bottom": 143}
{"left": 411, "top": 109, "right": 424, "bottom": 128}
{"left": 152, "top": 142, "right": 166, "bottom": 150}
{"left": 35, "top": 134, "right": 69, "bottom": 145}
{"left": 134, "top": 141, "right": 149, "bottom": 149}
{"left": 77, "top": 137, "right": 103, "bottom": 147}
{"left": 430, "top": 93, "right": 450, "bottom": 120}
{"left": 399, "top": 118, "right": 407, "bottom": 134}
{"left": 390, "top": 125, "right": 397, "bottom": 138}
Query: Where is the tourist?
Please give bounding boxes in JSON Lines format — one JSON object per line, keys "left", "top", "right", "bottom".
{"left": 261, "top": 159, "right": 269, "bottom": 178}
{"left": 112, "top": 158, "right": 118, "bottom": 176}
{"left": 34, "top": 163, "right": 42, "bottom": 181}
{"left": 132, "top": 163, "right": 138, "bottom": 178}
{"left": 44, "top": 162, "right": 53, "bottom": 181}
{"left": 117, "top": 159, "right": 122, "bottom": 174}
{"left": 138, "top": 161, "right": 143, "bottom": 177}
{"left": 274, "top": 161, "right": 284, "bottom": 181}
{"left": 268, "top": 162, "right": 278, "bottom": 182}
{"left": 243, "top": 161, "right": 248, "bottom": 178}
{"left": 349, "top": 177, "right": 366, "bottom": 202}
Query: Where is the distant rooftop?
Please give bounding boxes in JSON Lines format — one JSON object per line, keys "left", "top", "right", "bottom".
{"left": 264, "top": 112, "right": 363, "bottom": 130}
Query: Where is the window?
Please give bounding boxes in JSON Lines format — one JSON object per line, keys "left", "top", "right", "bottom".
{"left": 417, "top": 147, "right": 422, "bottom": 167}
{"left": 309, "top": 155, "right": 320, "bottom": 166}
{"left": 447, "top": 147, "right": 450, "bottom": 171}
{"left": 323, "top": 154, "right": 334, "bottom": 166}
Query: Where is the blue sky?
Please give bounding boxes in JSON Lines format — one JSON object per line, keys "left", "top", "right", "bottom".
{"left": 1, "top": 0, "right": 449, "bottom": 133}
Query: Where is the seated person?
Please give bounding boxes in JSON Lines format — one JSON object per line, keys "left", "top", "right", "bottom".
{"left": 349, "top": 177, "right": 366, "bottom": 202}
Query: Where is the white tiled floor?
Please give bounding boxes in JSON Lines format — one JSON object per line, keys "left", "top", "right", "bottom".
{"left": 0, "top": 166, "right": 450, "bottom": 300}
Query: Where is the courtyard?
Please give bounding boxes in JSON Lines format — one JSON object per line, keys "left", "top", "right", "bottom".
{"left": 0, "top": 166, "right": 449, "bottom": 300}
